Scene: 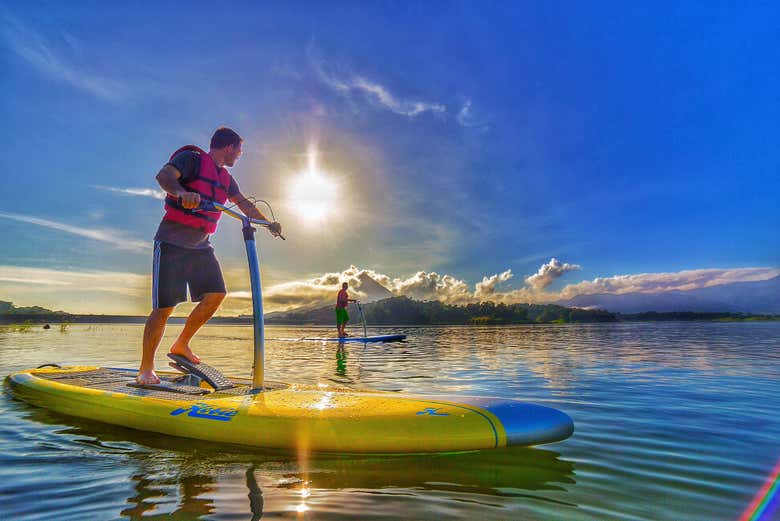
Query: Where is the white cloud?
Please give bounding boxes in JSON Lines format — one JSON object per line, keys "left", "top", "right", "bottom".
{"left": 557, "top": 267, "right": 780, "bottom": 299}
{"left": 92, "top": 185, "right": 166, "bottom": 200}
{"left": 456, "top": 100, "right": 489, "bottom": 130}
{"left": 391, "top": 271, "right": 473, "bottom": 303}
{"left": 456, "top": 100, "right": 473, "bottom": 125}
{"left": 0, "top": 265, "right": 148, "bottom": 297}
{"left": 310, "top": 49, "right": 446, "bottom": 118}
{"left": 225, "top": 266, "right": 473, "bottom": 312}
{"left": 245, "top": 263, "right": 528, "bottom": 311}
{"left": 239, "top": 264, "right": 523, "bottom": 311}
{"left": 3, "top": 16, "right": 129, "bottom": 102}
{"left": 0, "top": 211, "right": 149, "bottom": 252}
{"left": 0, "top": 265, "right": 150, "bottom": 314}
{"left": 4, "top": 261, "right": 777, "bottom": 316}
{"left": 0, "top": 275, "right": 69, "bottom": 286}
{"left": 524, "top": 258, "right": 582, "bottom": 291}
{"left": 475, "top": 269, "right": 513, "bottom": 298}
{"left": 226, "top": 291, "right": 252, "bottom": 300}
{"left": 241, "top": 262, "right": 780, "bottom": 313}
{"left": 349, "top": 76, "right": 446, "bottom": 117}
{"left": 256, "top": 266, "right": 395, "bottom": 311}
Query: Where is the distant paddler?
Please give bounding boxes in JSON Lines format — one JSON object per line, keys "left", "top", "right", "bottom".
{"left": 336, "top": 282, "right": 357, "bottom": 337}
{"left": 137, "top": 127, "right": 283, "bottom": 385}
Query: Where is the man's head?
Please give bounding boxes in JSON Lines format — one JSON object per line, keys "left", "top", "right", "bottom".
{"left": 210, "top": 127, "right": 243, "bottom": 167}
{"left": 342, "top": 282, "right": 348, "bottom": 290}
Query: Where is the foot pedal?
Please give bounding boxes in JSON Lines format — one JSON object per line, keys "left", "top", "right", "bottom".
{"left": 172, "top": 373, "right": 204, "bottom": 387}
{"left": 128, "top": 380, "right": 210, "bottom": 395}
{"left": 167, "top": 354, "right": 235, "bottom": 391}
{"left": 169, "top": 361, "right": 189, "bottom": 374}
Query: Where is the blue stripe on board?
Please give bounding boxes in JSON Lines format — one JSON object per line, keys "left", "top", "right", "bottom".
{"left": 152, "top": 241, "right": 160, "bottom": 309}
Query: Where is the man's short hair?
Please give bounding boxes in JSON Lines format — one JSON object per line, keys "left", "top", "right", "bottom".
{"left": 210, "top": 127, "right": 243, "bottom": 149}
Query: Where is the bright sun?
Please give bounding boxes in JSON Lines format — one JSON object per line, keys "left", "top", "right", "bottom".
{"left": 288, "top": 149, "right": 338, "bottom": 222}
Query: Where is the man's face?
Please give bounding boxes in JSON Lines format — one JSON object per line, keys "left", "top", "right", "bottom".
{"left": 225, "top": 142, "right": 243, "bottom": 167}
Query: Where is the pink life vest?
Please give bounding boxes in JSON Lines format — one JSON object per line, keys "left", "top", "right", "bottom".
{"left": 337, "top": 289, "right": 349, "bottom": 308}
{"left": 162, "top": 145, "right": 233, "bottom": 234}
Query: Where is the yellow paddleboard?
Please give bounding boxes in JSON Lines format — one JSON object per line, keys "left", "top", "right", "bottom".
{"left": 6, "top": 366, "right": 573, "bottom": 453}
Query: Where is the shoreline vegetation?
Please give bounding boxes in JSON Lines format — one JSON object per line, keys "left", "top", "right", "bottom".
{"left": 1, "top": 297, "right": 777, "bottom": 326}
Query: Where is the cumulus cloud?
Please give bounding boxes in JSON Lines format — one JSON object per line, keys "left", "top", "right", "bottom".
{"left": 391, "top": 271, "right": 473, "bottom": 303}
{"left": 557, "top": 267, "right": 780, "bottom": 299}
{"left": 475, "top": 270, "right": 513, "bottom": 298}
{"left": 3, "top": 16, "right": 129, "bottom": 102}
{"left": 257, "top": 266, "right": 395, "bottom": 311}
{"left": 0, "top": 211, "right": 149, "bottom": 252}
{"left": 524, "top": 258, "right": 582, "bottom": 291}
{"left": 239, "top": 260, "right": 780, "bottom": 313}
{"left": 247, "top": 261, "right": 551, "bottom": 311}
{"left": 249, "top": 261, "right": 566, "bottom": 311}
{"left": 230, "top": 265, "right": 474, "bottom": 312}
{"left": 92, "top": 185, "right": 166, "bottom": 200}
{"left": 5, "top": 261, "right": 776, "bottom": 316}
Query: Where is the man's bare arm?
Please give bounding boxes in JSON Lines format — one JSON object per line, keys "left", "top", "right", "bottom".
{"left": 156, "top": 165, "right": 184, "bottom": 195}
{"left": 156, "top": 165, "right": 200, "bottom": 208}
{"left": 229, "top": 191, "right": 282, "bottom": 236}
{"left": 229, "top": 191, "right": 270, "bottom": 221}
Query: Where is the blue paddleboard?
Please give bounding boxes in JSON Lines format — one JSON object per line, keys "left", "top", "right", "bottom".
{"left": 302, "top": 334, "right": 406, "bottom": 343}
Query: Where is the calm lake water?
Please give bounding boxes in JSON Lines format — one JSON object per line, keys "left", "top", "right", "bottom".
{"left": 1, "top": 322, "right": 779, "bottom": 520}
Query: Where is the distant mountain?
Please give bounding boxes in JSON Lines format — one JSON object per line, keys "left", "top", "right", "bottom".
{"left": 354, "top": 272, "right": 394, "bottom": 302}
{"left": 555, "top": 275, "right": 780, "bottom": 314}
{"left": 0, "top": 300, "right": 69, "bottom": 315}
{"left": 264, "top": 273, "right": 394, "bottom": 320}
{"left": 266, "top": 296, "right": 618, "bottom": 325}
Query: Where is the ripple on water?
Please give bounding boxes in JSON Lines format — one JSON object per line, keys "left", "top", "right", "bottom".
{"left": 1, "top": 322, "right": 779, "bottom": 520}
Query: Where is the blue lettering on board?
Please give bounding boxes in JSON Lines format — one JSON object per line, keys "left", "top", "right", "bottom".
{"left": 170, "top": 402, "right": 238, "bottom": 422}
{"left": 416, "top": 407, "right": 449, "bottom": 416}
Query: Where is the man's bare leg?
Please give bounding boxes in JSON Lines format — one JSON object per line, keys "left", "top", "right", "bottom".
{"left": 169, "top": 292, "right": 225, "bottom": 363}
{"left": 138, "top": 306, "right": 175, "bottom": 384}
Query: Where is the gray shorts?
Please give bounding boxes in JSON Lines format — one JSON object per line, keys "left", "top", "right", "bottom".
{"left": 152, "top": 241, "right": 226, "bottom": 309}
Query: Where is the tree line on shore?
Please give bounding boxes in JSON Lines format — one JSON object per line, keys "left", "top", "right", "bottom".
{"left": 265, "top": 296, "right": 777, "bottom": 325}
{"left": 2, "top": 298, "right": 776, "bottom": 325}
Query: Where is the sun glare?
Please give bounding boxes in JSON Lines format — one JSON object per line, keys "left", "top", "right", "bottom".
{"left": 288, "top": 149, "right": 338, "bottom": 222}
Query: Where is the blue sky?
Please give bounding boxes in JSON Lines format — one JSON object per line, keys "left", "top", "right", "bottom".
{"left": 1, "top": 1, "right": 778, "bottom": 314}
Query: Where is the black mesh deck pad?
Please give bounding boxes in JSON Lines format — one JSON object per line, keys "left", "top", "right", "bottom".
{"left": 127, "top": 380, "right": 210, "bottom": 395}
{"left": 33, "top": 368, "right": 285, "bottom": 401}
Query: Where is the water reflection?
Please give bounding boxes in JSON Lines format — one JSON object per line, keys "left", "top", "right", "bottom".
{"left": 120, "top": 472, "right": 217, "bottom": 520}
{"left": 246, "top": 465, "right": 264, "bottom": 521}
{"left": 335, "top": 344, "right": 347, "bottom": 378}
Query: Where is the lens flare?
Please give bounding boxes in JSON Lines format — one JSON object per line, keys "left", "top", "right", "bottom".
{"left": 739, "top": 457, "right": 780, "bottom": 521}
{"left": 288, "top": 148, "right": 338, "bottom": 223}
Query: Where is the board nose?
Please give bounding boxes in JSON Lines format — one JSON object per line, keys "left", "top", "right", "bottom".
{"left": 411, "top": 394, "right": 574, "bottom": 447}
{"left": 481, "top": 400, "right": 574, "bottom": 446}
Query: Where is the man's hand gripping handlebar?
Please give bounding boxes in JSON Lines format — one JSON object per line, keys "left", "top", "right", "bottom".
{"left": 186, "top": 197, "right": 285, "bottom": 240}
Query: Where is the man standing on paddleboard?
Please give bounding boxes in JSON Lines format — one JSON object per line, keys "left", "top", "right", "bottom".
{"left": 137, "top": 127, "right": 282, "bottom": 385}
{"left": 336, "top": 282, "right": 356, "bottom": 337}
